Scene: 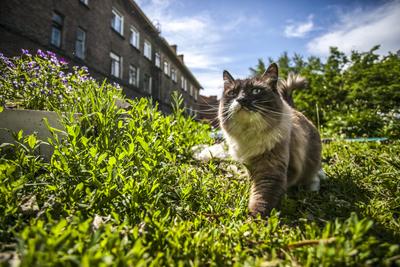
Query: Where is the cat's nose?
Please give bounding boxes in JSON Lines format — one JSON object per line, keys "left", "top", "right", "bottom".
{"left": 236, "top": 98, "right": 249, "bottom": 105}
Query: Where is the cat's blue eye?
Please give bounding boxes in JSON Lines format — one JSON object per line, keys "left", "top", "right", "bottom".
{"left": 252, "top": 88, "right": 262, "bottom": 95}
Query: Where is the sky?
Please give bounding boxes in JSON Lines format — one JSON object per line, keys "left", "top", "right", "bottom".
{"left": 136, "top": 0, "right": 400, "bottom": 96}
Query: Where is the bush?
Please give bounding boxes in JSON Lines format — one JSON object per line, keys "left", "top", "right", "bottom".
{"left": 250, "top": 47, "right": 400, "bottom": 138}
{"left": 0, "top": 49, "right": 122, "bottom": 112}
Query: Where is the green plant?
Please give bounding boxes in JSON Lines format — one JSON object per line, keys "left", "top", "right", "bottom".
{"left": 250, "top": 46, "right": 400, "bottom": 138}
{"left": 0, "top": 50, "right": 399, "bottom": 266}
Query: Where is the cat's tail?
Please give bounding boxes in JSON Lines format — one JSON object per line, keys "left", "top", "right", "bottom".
{"left": 278, "top": 73, "right": 307, "bottom": 108}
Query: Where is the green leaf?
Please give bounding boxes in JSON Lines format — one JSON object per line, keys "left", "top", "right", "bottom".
{"left": 109, "top": 156, "right": 116, "bottom": 167}
{"left": 136, "top": 136, "right": 149, "bottom": 152}
{"left": 27, "top": 135, "right": 37, "bottom": 149}
{"left": 97, "top": 152, "right": 108, "bottom": 165}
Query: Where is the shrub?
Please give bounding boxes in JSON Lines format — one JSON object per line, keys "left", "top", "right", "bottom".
{"left": 0, "top": 49, "right": 122, "bottom": 112}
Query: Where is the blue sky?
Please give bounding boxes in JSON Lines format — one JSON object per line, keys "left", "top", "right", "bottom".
{"left": 136, "top": 0, "right": 400, "bottom": 96}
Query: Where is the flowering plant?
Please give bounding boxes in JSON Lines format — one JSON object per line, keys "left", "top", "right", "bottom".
{"left": 0, "top": 49, "right": 121, "bottom": 111}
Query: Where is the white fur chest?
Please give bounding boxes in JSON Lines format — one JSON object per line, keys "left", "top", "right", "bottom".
{"left": 223, "top": 111, "right": 291, "bottom": 163}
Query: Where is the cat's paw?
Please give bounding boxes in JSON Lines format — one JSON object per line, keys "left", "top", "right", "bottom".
{"left": 306, "top": 174, "right": 320, "bottom": 191}
{"left": 318, "top": 168, "right": 327, "bottom": 180}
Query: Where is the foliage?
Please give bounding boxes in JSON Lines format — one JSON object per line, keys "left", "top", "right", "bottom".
{"left": 0, "top": 50, "right": 399, "bottom": 266}
{"left": 0, "top": 49, "right": 122, "bottom": 112}
{"left": 250, "top": 46, "right": 400, "bottom": 138}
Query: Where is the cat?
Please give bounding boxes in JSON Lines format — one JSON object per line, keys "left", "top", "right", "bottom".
{"left": 218, "top": 63, "right": 322, "bottom": 217}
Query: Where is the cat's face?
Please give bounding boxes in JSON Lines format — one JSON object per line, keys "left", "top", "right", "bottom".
{"left": 219, "top": 63, "right": 284, "bottom": 131}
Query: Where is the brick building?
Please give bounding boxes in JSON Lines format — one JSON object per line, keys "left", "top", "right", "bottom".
{"left": 0, "top": 0, "right": 201, "bottom": 114}
{"left": 198, "top": 95, "right": 219, "bottom": 128}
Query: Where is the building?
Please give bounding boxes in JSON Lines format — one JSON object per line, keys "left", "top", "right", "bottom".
{"left": 198, "top": 95, "right": 219, "bottom": 128}
{"left": 0, "top": 0, "right": 201, "bottom": 114}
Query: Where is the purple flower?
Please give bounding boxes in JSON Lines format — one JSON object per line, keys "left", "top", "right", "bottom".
{"left": 37, "top": 49, "right": 47, "bottom": 58}
{"left": 27, "top": 61, "right": 36, "bottom": 68}
{"left": 59, "top": 58, "right": 67, "bottom": 65}
{"left": 21, "top": 49, "right": 31, "bottom": 57}
{"left": 0, "top": 53, "right": 15, "bottom": 68}
{"left": 47, "top": 51, "right": 56, "bottom": 58}
{"left": 40, "top": 89, "right": 46, "bottom": 95}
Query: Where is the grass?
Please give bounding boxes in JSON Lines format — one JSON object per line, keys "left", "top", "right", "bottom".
{"left": 1, "top": 96, "right": 399, "bottom": 266}
{"left": 0, "top": 51, "right": 399, "bottom": 265}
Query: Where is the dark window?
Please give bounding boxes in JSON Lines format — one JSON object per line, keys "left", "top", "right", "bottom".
{"left": 51, "top": 12, "right": 63, "bottom": 48}
{"left": 144, "top": 74, "right": 152, "bottom": 94}
{"left": 75, "top": 27, "right": 86, "bottom": 59}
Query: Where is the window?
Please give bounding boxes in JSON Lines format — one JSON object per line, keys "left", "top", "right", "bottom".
{"left": 189, "top": 85, "right": 194, "bottom": 96}
{"left": 129, "top": 65, "right": 140, "bottom": 87}
{"left": 144, "top": 74, "right": 152, "bottom": 94}
{"left": 163, "top": 61, "right": 170, "bottom": 76}
{"left": 171, "top": 68, "right": 177, "bottom": 82}
{"left": 181, "top": 77, "right": 185, "bottom": 89}
{"left": 194, "top": 89, "right": 198, "bottom": 101}
{"left": 80, "top": 0, "right": 89, "bottom": 5}
{"left": 50, "top": 12, "right": 63, "bottom": 48}
{"left": 155, "top": 52, "right": 161, "bottom": 68}
{"left": 111, "top": 8, "right": 124, "bottom": 35}
{"left": 144, "top": 40, "right": 152, "bottom": 60}
{"left": 75, "top": 27, "right": 86, "bottom": 59}
{"left": 130, "top": 26, "right": 139, "bottom": 48}
{"left": 184, "top": 79, "right": 188, "bottom": 91}
{"left": 110, "top": 52, "right": 122, "bottom": 78}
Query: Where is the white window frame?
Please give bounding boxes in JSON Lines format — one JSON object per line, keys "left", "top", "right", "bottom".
{"left": 144, "top": 40, "right": 152, "bottom": 60}
{"left": 155, "top": 52, "right": 161, "bottom": 68}
{"left": 111, "top": 8, "right": 124, "bottom": 35}
{"left": 110, "top": 52, "right": 122, "bottom": 78}
{"left": 164, "top": 61, "right": 170, "bottom": 76}
{"left": 189, "top": 85, "right": 193, "bottom": 96}
{"left": 144, "top": 74, "right": 152, "bottom": 95}
{"left": 181, "top": 77, "right": 185, "bottom": 89}
{"left": 129, "top": 65, "right": 140, "bottom": 87}
{"left": 130, "top": 26, "right": 140, "bottom": 49}
{"left": 171, "top": 68, "right": 177, "bottom": 82}
{"left": 75, "top": 27, "right": 86, "bottom": 59}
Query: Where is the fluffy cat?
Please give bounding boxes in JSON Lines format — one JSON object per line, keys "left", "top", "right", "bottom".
{"left": 218, "top": 63, "right": 322, "bottom": 217}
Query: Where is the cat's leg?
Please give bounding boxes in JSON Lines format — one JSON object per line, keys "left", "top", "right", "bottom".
{"left": 248, "top": 175, "right": 286, "bottom": 217}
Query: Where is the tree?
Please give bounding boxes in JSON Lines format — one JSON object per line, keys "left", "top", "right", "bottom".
{"left": 249, "top": 47, "right": 400, "bottom": 138}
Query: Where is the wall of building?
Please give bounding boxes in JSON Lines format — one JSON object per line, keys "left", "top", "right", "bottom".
{"left": 0, "top": 0, "right": 201, "bottom": 115}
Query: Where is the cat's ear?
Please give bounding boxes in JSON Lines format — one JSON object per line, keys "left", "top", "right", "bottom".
{"left": 261, "top": 63, "right": 278, "bottom": 85}
{"left": 223, "top": 70, "right": 235, "bottom": 84}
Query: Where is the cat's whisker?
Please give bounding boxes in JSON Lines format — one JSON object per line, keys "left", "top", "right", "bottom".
{"left": 253, "top": 105, "right": 291, "bottom": 117}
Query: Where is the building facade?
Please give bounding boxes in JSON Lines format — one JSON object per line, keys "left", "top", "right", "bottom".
{"left": 198, "top": 95, "right": 219, "bottom": 128}
{"left": 0, "top": 0, "right": 201, "bottom": 114}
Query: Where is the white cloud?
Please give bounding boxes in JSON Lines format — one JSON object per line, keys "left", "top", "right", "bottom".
{"left": 136, "top": 0, "right": 254, "bottom": 96}
{"left": 307, "top": 1, "right": 400, "bottom": 56}
{"left": 284, "top": 15, "right": 314, "bottom": 38}
{"left": 195, "top": 72, "right": 224, "bottom": 97}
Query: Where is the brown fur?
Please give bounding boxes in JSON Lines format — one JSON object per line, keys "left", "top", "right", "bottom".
{"left": 219, "top": 64, "right": 322, "bottom": 217}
